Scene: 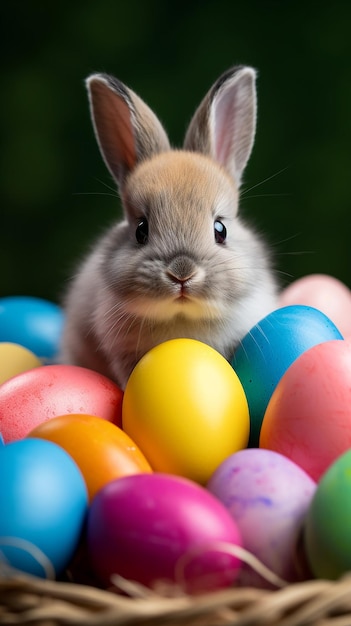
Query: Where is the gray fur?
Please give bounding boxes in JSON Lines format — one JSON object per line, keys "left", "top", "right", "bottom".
{"left": 60, "top": 67, "right": 277, "bottom": 388}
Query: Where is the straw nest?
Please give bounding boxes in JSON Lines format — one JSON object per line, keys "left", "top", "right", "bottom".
{"left": 1, "top": 565, "right": 351, "bottom": 626}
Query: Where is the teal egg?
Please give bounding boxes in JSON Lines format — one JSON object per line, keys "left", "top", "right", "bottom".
{"left": 0, "top": 296, "right": 64, "bottom": 360}
{"left": 304, "top": 449, "right": 351, "bottom": 579}
{"left": 231, "top": 305, "right": 343, "bottom": 447}
{"left": 0, "top": 438, "right": 88, "bottom": 578}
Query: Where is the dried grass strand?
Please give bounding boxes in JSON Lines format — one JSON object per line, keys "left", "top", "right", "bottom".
{"left": 1, "top": 567, "right": 351, "bottom": 626}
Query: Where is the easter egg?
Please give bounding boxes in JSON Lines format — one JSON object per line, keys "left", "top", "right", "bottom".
{"left": 0, "top": 364, "right": 123, "bottom": 443}
{"left": 28, "top": 414, "right": 152, "bottom": 501}
{"left": 87, "top": 473, "right": 242, "bottom": 593}
{"left": 278, "top": 274, "right": 351, "bottom": 338}
{"left": 304, "top": 449, "right": 351, "bottom": 579}
{"left": 0, "top": 342, "right": 42, "bottom": 385}
{"left": 260, "top": 339, "right": 351, "bottom": 481}
{"left": 208, "top": 448, "right": 316, "bottom": 588}
{"left": 0, "top": 438, "right": 87, "bottom": 578}
{"left": 0, "top": 296, "right": 64, "bottom": 360}
{"left": 231, "top": 305, "right": 343, "bottom": 447}
{"left": 122, "top": 339, "right": 249, "bottom": 484}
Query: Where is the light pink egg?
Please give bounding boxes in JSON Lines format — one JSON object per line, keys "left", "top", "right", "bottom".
{"left": 208, "top": 448, "right": 316, "bottom": 588}
{"left": 260, "top": 339, "right": 351, "bottom": 481}
{"left": 278, "top": 274, "right": 351, "bottom": 338}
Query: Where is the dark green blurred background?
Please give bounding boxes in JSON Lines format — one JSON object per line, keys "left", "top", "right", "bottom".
{"left": 2, "top": 0, "right": 350, "bottom": 304}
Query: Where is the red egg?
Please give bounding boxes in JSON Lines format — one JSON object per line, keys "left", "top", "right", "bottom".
{"left": 260, "top": 339, "right": 351, "bottom": 481}
{"left": 278, "top": 274, "right": 351, "bottom": 338}
{"left": 0, "top": 364, "right": 123, "bottom": 442}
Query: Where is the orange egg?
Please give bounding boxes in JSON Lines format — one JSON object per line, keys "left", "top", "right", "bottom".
{"left": 28, "top": 414, "right": 152, "bottom": 501}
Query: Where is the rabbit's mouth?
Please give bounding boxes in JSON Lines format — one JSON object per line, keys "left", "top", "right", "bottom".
{"left": 174, "top": 281, "right": 192, "bottom": 301}
{"left": 175, "top": 293, "right": 189, "bottom": 302}
{"left": 174, "top": 293, "right": 193, "bottom": 308}
{"left": 122, "top": 284, "right": 222, "bottom": 321}
{"left": 167, "top": 291, "right": 221, "bottom": 321}
{"left": 171, "top": 279, "right": 200, "bottom": 305}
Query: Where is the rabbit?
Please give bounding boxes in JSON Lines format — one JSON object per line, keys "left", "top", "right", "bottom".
{"left": 60, "top": 66, "right": 278, "bottom": 389}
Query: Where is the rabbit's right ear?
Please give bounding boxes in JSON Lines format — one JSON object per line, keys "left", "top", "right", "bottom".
{"left": 86, "top": 74, "right": 171, "bottom": 188}
{"left": 184, "top": 66, "right": 257, "bottom": 186}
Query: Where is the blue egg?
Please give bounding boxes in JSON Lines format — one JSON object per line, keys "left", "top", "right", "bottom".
{"left": 0, "top": 438, "right": 88, "bottom": 578}
{"left": 0, "top": 296, "right": 64, "bottom": 360}
{"left": 231, "top": 305, "right": 343, "bottom": 447}
{"left": 0, "top": 433, "right": 4, "bottom": 446}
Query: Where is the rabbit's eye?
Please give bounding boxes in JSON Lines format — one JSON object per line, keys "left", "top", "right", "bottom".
{"left": 136, "top": 218, "right": 149, "bottom": 244}
{"left": 214, "top": 220, "right": 227, "bottom": 244}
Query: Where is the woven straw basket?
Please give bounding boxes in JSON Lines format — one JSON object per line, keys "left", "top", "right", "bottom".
{"left": 2, "top": 565, "right": 351, "bottom": 626}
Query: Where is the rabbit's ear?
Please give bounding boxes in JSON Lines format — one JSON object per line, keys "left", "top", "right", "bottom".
{"left": 86, "top": 74, "right": 171, "bottom": 187}
{"left": 184, "top": 66, "right": 257, "bottom": 186}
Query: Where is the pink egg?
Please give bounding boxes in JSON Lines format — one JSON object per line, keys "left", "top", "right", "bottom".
{"left": 278, "top": 274, "right": 351, "bottom": 338}
{"left": 87, "top": 473, "right": 242, "bottom": 594}
{"left": 0, "top": 364, "right": 123, "bottom": 442}
{"left": 260, "top": 339, "right": 351, "bottom": 481}
{"left": 208, "top": 448, "right": 316, "bottom": 588}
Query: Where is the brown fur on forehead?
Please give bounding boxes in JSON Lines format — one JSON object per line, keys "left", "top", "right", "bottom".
{"left": 123, "top": 150, "right": 238, "bottom": 221}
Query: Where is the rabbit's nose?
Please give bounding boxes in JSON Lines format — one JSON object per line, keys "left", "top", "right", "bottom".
{"left": 166, "top": 256, "right": 197, "bottom": 284}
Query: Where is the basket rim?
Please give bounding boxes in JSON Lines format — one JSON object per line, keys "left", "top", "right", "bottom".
{"left": 2, "top": 566, "right": 351, "bottom": 626}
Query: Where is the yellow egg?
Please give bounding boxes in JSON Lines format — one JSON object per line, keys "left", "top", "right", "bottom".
{"left": 0, "top": 342, "right": 42, "bottom": 385}
{"left": 122, "top": 339, "right": 249, "bottom": 484}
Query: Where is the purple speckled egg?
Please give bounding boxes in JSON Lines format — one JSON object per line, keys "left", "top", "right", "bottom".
{"left": 207, "top": 448, "right": 316, "bottom": 588}
{"left": 87, "top": 473, "right": 242, "bottom": 594}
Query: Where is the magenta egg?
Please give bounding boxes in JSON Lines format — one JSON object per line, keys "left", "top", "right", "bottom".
{"left": 0, "top": 364, "right": 123, "bottom": 442}
{"left": 260, "top": 339, "right": 351, "bottom": 481}
{"left": 87, "top": 473, "right": 242, "bottom": 593}
{"left": 208, "top": 448, "right": 316, "bottom": 587}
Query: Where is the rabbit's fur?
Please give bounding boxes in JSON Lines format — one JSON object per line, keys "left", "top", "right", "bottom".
{"left": 60, "top": 66, "right": 277, "bottom": 388}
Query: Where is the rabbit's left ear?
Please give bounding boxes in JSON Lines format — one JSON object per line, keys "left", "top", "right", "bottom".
{"left": 86, "top": 74, "right": 170, "bottom": 189}
{"left": 184, "top": 66, "right": 257, "bottom": 186}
